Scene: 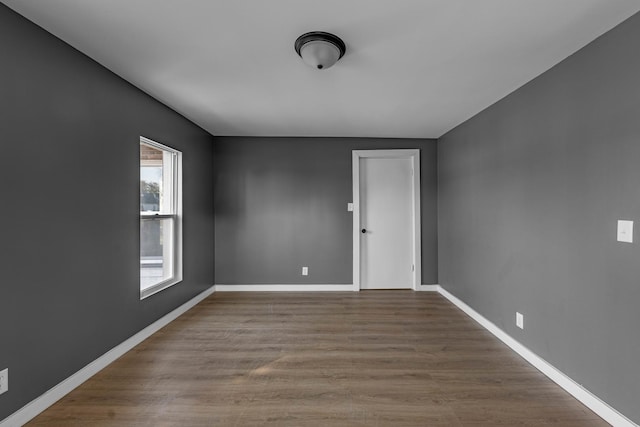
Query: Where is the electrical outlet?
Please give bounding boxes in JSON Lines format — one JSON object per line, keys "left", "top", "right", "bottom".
{"left": 302, "top": 266, "right": 308, "bottom": 276}
{"left": 0, "top": 368, "right": 8, "bottom": 395}
{"left": 516, "top": 312, "right": 524, "bottom": 330}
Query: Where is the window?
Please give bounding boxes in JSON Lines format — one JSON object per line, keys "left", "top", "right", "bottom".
{"left": 140, "top": 137, "right": 182, "bottom": 299}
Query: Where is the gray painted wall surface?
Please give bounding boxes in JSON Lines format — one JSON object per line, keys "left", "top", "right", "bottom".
{"left": 438, "top": 12, "right": 640, "bottom": 423}
{"left": 0, "top": 5, "right": 214, "bottom": 420}
{"left": 215, "top": 137, "right": 437, "bottom": 285}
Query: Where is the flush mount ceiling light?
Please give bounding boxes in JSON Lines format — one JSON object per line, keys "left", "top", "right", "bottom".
{"left": 295, "top": 31, "right": 346, "bottom": 70}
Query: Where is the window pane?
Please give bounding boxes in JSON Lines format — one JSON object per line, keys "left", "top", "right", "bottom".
{"left": 140, "top": 166, "right": 162, "bottom": 212}
{"left": 140, "top": 217, "right": 174, "bottom": 291}
{"left": 140, "top": 143, "right": 174, "bottom": 214}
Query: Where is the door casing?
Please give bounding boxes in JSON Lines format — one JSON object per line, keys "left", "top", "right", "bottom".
{"left": 352, "top": 149, "right": 421, "bottom": 291}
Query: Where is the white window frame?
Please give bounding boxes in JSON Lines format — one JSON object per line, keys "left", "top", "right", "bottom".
{"left": 140, "top": 136, "right": 183, "bottom": 299}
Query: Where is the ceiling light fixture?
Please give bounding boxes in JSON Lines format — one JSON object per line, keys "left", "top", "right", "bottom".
{"left": 295, "top": 31, "right": 346, "bottom": 70}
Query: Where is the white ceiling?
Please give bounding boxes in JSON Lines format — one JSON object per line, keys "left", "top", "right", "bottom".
{"left": 4, "top": 0, "right": 640, "bottom": 138}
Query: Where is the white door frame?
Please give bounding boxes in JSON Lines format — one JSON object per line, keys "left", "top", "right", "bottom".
{"left": 352, "top": 149, "right": 421, "bottom": 291}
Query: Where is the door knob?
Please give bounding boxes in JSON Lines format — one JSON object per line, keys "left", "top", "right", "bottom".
{"left": 361, "top": 228, "right": 367, "bottom": 234}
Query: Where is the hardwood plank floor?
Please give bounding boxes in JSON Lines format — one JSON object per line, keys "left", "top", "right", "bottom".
{"left": 29, "top": 291, "right": 607, "bottom": 426}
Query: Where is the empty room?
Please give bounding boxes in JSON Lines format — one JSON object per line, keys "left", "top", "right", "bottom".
{"left": 1, "top": 1, "right": 639, "bottom": 425}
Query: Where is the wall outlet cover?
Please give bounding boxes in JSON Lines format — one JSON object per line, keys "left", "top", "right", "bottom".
{"left": 302, "top": 266, "right": 308, "bottom": 276}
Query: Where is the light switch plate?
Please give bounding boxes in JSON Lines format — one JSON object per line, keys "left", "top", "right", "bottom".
{"left": 0, "top": 368, "right": 8, "bottom": 395}
{"left": 347, "top": 203, "right": 353, "bottom": 212}
{"left": 617, "top": 220, "right": 633, "bottom": 243}
{"left": 516, "top": 312, "right": 524, "bottom": 330}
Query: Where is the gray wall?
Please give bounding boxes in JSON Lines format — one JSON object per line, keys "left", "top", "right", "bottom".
{"left": 215, "top": 137, "right": 437, "bottom": 285}
{"left": 438, "top": 12, "right": 640, "bottom": 424}
{"left": 0, "top": 5, "right": 214, "bottom": 420}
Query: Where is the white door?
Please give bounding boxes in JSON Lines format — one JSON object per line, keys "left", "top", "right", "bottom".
{"left": 359, "top": 156, "right": 414, "bottom": 289}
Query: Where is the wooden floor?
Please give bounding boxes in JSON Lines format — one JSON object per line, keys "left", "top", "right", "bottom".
{"left": 29, "top": 291, "right": 607, "bottom": 426}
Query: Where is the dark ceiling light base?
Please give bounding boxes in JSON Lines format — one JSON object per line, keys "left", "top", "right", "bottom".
{"left": 295, "top": 31, "right": 346, "bottom": 70}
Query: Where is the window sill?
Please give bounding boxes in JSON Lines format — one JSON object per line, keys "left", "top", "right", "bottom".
{"left": 140, "top": 277, "right": 183, "bottom": 300}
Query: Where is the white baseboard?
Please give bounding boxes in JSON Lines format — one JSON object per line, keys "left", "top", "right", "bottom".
{"left": 215, "top": 284, "right": 441, "bottom": 292}
{"left": 0, "top": 286, "right": 216, "bottom": 427}
{"left": 214, "top": 284, "right": 355, "bottom": 292}
{"left": 437, "top": 285, "right": 637, "bottom": 427}
{"left": 415, "top": 283, "right": 439, "bottom": 291}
